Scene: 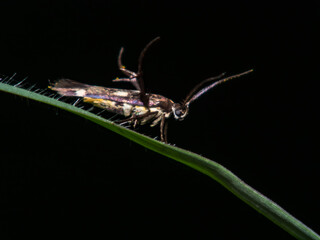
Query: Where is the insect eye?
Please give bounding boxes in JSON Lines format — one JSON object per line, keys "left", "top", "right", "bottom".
{"left": 174, "top": 108, "right": 186, "bottom": 120}
{"left": 175, "top": 109, "right": 182, "bottom": 116}
{"left": 173, "top": 104, "right": 189, "bottom": 120}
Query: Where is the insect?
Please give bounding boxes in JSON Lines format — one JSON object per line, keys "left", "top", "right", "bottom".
{"left": 49, "top": 37, "right": 253, "bottom": 143}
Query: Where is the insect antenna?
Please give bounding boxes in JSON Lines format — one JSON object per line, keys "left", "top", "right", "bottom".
{"left": 184, "top": 69, "right": 253, "bottom": 106}
{"left": 183, "top": 72, "right": 226, "bottom": 104}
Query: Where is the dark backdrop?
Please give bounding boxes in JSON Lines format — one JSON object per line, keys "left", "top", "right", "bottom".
{"left": 0, "top": 1, "right": 319, "bottom": 239}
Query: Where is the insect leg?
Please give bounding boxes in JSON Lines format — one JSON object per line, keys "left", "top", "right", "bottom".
{"left": 115, "top": 111, "right": 158, "bottom": 127}
{"left": 113, "top": 37, "right": 160, "bottom": 109}
{"left": 112, "top": 46, "right": 150, "bottom": 109}
{"left": 112, "top": 47, "right": 141, "bottom": 90}
{"left": 136, "top": 37, "right": 160, "bottom": 109}
{"left": 160, "top": 115, "right": 168, "bottom": 143}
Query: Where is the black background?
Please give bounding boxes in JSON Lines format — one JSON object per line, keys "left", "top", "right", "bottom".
{"left": 0, "top": 1, "right": 319, "bottom": 239}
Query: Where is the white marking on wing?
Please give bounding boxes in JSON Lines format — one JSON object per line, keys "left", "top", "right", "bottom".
{"left": 123, "top": 103, "right": 133, "bottom": 116}
{"left": 114, "top": 91, "right": 129, "bottom": 97}
{"left": 75, "top": 89, "right": 86, "bottom": 96}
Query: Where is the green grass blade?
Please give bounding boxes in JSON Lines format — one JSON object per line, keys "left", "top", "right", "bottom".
{"left": 0, "top": 80, "right": 319, "bottom": 240}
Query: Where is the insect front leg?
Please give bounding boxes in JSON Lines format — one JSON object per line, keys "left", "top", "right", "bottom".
{"left": 115, "top": 111, "right": 158, "bottom": 128}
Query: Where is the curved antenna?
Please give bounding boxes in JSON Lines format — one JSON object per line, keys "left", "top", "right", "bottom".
{"left": 183, "top": 72, "right": 226, "bottom": 104}
{"left": 185, "top": 69, "right": 253, "bottom": 105}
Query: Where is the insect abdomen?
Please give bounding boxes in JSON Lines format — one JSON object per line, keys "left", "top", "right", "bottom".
{"left": 83, "top": 97, "right": 163, "bottom": 126}
{"left": 83, "top": 97, "right": 134, "bottom": 116}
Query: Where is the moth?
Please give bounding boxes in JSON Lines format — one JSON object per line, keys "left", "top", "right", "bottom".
{"left": 49, "top": 37, "right": 252, "bottom": 143}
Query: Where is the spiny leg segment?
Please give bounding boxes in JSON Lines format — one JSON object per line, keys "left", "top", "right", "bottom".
{"left": 112, "top": 37, "right": 160, "bottom": 109}
{"left": 112, "top": 37, "right": 167, "bottom": 141}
